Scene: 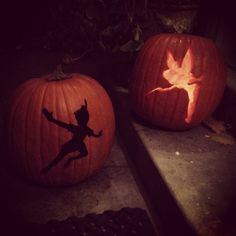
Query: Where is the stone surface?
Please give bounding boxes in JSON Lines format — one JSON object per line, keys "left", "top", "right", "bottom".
{"left": 132, "top": 120, "right": 236, "bottom": 236}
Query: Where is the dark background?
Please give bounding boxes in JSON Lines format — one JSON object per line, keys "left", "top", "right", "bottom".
{"left": 0, "top": 1, "right": 235, "bottom": 53}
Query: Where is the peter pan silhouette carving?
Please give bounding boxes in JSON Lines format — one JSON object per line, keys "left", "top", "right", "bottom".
{"left": 41, "top": 99, "right": 102, "bottom": 174}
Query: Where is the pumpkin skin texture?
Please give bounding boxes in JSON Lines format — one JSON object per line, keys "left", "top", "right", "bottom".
{"left": 8, "top": 74, "right": 115, "bottom": 186}
{"left": 130, "top": 34, "right": 227, "bottom": 130}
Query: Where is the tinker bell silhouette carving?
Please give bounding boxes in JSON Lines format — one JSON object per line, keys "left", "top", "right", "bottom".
{"left": 41, "top": 99, "right": 102, "bottom": 174}
{"left": 146, "top": 48, "right": 202, "bottom": 123}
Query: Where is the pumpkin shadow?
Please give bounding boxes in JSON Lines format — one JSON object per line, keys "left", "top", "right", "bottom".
{"left": 41, "top": 99, "right": 102, "bottom": 174}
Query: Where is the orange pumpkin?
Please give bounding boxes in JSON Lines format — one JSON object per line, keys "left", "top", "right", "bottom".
{"left": 130, "top": 34, "right": 227, "bottom": 130}
{"left": 8, "top": 71, "right": 115, "bottom": 186}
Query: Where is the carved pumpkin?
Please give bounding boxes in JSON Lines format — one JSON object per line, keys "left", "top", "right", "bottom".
{"left": 8, "top": 71, "right": 115, "bottom": 186}
{"left": 130, "top": 34, "right": 227, "bottom": 130}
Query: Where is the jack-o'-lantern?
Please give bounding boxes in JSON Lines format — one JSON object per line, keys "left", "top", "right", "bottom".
{"left": 130, "top": 34, "right": 227, "bottom": 130}
{"left": 7, "top": 68, "right": 115, "bottom": 186}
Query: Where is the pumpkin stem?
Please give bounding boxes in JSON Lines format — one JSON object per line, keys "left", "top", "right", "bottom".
{"left": 47, "top": 64, "right": 72, "bottom": 81}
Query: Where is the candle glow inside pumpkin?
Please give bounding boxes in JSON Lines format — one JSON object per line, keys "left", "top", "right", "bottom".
{"left": 147, "top": 48, "right": 202, "bottom": 123}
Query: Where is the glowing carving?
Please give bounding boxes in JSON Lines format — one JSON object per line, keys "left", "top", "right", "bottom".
{"left": 147, "top": 48, "right": 202, "bottom": 123}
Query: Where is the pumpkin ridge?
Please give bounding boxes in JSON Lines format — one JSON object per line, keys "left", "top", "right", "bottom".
{"left": 199, "top": 37, "right": 209, "bottom": 118}
{"left": 135, "top": 37, "right": 157, "bottom": 110}
{"left": 30, "top": 81, "right": 49, "bottom": 182}
{"left": 8, "top": 81, "right": 39, "bottom": 151}
{"left": 149, "top": 35, "right": 168, "bottom": 120}
{"left": 161, "top": 35, "right": 178, "bottom": 124}
{"left": 48, "top": 83, "right": 59, "bottom": 183}
{"left": 197, "top": 37, "right": 208, "bottom": 121}
{"left": 155, "top": 35, "right": 174, "bottom": 124}
{"left": 87, "top": 80, "right": 108, "bottom": 176}
{"left": 80, "top": 78, "right": 102, "bottom": 177}
{"left": 9, "top": 81, "right": 41, "bottom": 174}
{"left": 39, "top": 82, "right": 50, "bottom": 184}
{"left": 61, "top": 81, "right": 79, "bottom": 182}
{"left": 66, "top": 77, "right": 89, "bottom": 181}
{"left": 81, "top": 77, "right": 114, "bottom": 176}
{"left": 67, "top": 79, "right": 84, "bottom": 181}
{"left": 31, "top": 82, "right": 51, "bottom": 181}
{"left": 134, "top": 38, "right": 155, "bottom": 90}
{"left": 24, "top": 81, "right": 44, "bottom": 179}
{"left": 58, "top": 83, "right": 69, "bottom": 181}
{"left": 42, "top": 83, "right": 57, "bottom": 185}
{"left": 144, "top": 37, "right": 166, "bottom": 112}
{"left": 140, "top": 38, "right": 159, "bottom": 112}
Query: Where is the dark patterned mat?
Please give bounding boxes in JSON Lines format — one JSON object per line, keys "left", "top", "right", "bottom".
{"left": 24, "top": 207, "right": 157, "bottom": 236}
